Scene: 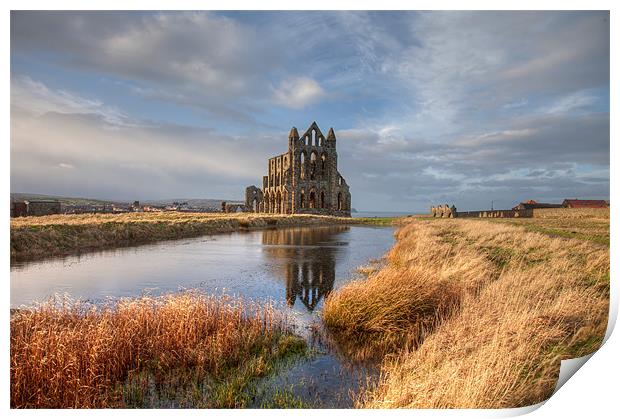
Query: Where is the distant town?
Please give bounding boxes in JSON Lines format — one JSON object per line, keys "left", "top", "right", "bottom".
{"left": 10, "top": 193, "right": 244, "bottom": 217}
{"left": 10, "top": 193, "right": 609, "bottom": 218}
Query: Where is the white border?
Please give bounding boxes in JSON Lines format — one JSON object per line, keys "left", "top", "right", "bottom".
{"left": 3, "top": 2, "right": 617, "bottom": 418}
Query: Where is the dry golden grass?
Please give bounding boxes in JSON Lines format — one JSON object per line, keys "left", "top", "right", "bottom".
{"left": 324, "top": 218, "right": 609, "bottom": 408}
{"left": 323, "top": 222, "right": 497, "bottom": 359}
{"left": 10, "top": 292, "right": 294, "bottom": 408}
{"left": 11, "top": 212, "right": 356, "bottom": 262}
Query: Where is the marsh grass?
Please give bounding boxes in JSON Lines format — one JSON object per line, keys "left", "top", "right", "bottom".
{"left": 10, "top": 291, "right": 304, "bottom": 408}
{"left": 323, "top": 218, "right": 609, "bottom": 408}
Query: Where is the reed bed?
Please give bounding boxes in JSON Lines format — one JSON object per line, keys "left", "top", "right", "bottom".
{"left": 10, "top": 292, "right": 295, "bottom": 408}
{"left": 324, "top": 218, "right": 609, "bottom": 408}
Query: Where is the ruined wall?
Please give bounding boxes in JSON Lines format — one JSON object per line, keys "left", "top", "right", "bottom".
{"left": 245, "top": 186, "right": 264, "bottom": 213}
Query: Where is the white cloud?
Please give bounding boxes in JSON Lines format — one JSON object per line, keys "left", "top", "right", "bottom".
{"left": 11, "top": 75, "right": 131, "bottom": 126}
{"left": 272, "top": 77, "right": 326, "bottom": 109}
{"left": 543, "top": 90, "right": 599, "bottom": 114}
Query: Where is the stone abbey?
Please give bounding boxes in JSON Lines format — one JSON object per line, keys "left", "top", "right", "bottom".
{"left": 245, "top": 122, "right": 351, "bottom": 217}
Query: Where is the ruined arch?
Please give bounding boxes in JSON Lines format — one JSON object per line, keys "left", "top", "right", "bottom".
{"left": 309, "top": 189, "right": 317, "bottom": 209}
{"left": 300, "top": 150, "right": 306, "bottom": 180}
{"left": 300, "top": 189, "right": 306, "bottom": 209}
{"left": 337, "top": 192, "right": 342, "bottom": 211}
{"left": 310, "top": 151, "right": 318, "bottom": 180}
{"left": 264, "top": 192, "right": 270, "bottom": 213}
{"left": 277, "top": 191, "right": 283, "bottom": 214}
{"left": 320, "top": 190, "right": 326, "bottom": 209}
{"left": 320, "top": 152, "right": 327, "bottom": 173}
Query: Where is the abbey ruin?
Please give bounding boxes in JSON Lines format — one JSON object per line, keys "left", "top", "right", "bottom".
{"left": 245, "top": 122, "right": 351, "bottom": 217}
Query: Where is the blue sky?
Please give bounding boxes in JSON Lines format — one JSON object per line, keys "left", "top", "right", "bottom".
{"left": 10, "top": 11, "right": 610, "bottom": 211}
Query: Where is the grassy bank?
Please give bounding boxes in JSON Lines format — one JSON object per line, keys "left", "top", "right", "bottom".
{"left": 323, "top": 215, "right": 609, "bottom": 408}
{"left": 11, "top": 292, "right": 307, "bottom": 408}
{"left": 10, "top": 212, "right": 366, "bottom": 262}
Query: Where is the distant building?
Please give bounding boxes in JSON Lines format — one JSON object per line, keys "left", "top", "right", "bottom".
{"left": 512, "top": 200, "right": 563, "bottom": 210}
{"left": 11, "top": 201, "right": 28, "bottom": 217}
{"left": 24, "top": 200, "right": 61, "bottom": 216}
{"left": 562, "top": 199, "right": 609, "bottom": 209}
{"left": 131, "top": 201, "right": 143, "bottom": 212}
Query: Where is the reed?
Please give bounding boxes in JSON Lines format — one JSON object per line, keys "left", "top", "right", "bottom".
{"left": 10, "top": 292, "right": 297, "bottom": 408}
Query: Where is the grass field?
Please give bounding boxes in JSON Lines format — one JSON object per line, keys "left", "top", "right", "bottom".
{"left": 10, "top": 292, "right": 307, "bottom": 408}
{"left": 10, "top": 212, "right": 386, "bottom": 262}
{"left": 323, "top": 208, "right": 609, "bottom": 408}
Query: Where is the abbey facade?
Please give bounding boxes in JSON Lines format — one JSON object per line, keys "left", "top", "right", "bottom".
{"left": 245, "top": 122, "right": 351, "bottom": 217}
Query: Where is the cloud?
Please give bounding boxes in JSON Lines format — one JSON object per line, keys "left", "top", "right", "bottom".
{"left": 10, "top": 78, "right": 287, "bottom": 200}
{"left": 11, "top": 75, "right": 131, "bottom": 126}
{"left": 10, "top": 11, "right": 610, "bottom": 211}
{"left": 542, "top": 90, "right": 600, "bottom": 114}
{"left": 272, "top": 77, "right": 326, "bottom": 109}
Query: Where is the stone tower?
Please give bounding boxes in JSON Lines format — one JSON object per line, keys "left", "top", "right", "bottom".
{"left": 245, "top": 121, "right": 351, "bottom": 217}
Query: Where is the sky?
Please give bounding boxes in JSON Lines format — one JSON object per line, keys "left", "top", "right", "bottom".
{"left": 10, "top": 11, "right": 610, "bottom": 212}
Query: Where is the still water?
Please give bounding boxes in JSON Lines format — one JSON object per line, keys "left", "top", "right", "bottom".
{"left": 11, "top": 225, "right": 395, "bottom": 407}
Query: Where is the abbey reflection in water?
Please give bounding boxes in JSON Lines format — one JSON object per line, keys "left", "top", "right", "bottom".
{"left": 261, "top": 226, "right": 349, "bottom": 311}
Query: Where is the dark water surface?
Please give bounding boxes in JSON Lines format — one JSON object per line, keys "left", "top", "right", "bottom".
{"left": 11, "top": 225, "right": 395, "bottom": 407}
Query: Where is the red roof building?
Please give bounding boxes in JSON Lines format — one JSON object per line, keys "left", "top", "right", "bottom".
{"left": 562, "top": 199, "right": 609, "bottom": 209}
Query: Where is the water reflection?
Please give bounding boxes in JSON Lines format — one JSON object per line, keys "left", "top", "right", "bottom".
{"left": 262, "top": 227, "right": 347, "bottom": 311}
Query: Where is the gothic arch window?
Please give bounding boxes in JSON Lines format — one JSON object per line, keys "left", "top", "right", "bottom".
{"left": 310, "top": 151, "right": 317, "bottom": 180}
{"left": 320, "top": 190, "right": 326, "bottom": 208}
{"left": 321, "top": 153, "right": 327, "bottom": 172}
{"left": 337, "top": 192, "right": 342, "bottom": 211}
{"left": 300, "top": 151, "right": 306, "bottom": 180}
{"left": 300, "top": 189, "right": 306, "bottom": 208}
{"left": 277, "top": 191, "right": 283, "bottom": 214}
{"left": 312, "top": 129, "right": 316, "bottom": 146}
{"left": 309, "top": 189, "right": 316, "bottom": 209}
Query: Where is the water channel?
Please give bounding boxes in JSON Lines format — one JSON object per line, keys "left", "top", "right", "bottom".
{"left": 11, "top": 225, "right": 395, "bottom": 407}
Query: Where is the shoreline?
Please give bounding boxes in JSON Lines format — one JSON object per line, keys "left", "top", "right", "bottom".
{"left": 11, "top": 212, "right": 396, "bottom": 264}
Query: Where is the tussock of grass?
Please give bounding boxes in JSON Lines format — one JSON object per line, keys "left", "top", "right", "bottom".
{"left": 323, "top": 222, "right": 497, "bottom": 359}
{"left": 10, "top": 292, "right": 299, "bottom": 408}
{"left": 11, "top": 212, "right": 355, "bottom": 262}
{"left": 324, "top": 218, "right": 609, "bottom": 408}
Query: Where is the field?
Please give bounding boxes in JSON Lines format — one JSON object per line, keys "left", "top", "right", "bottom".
{"left": 10, "top": 208, "right": 609, "bottom": 409}
{"left": 10, "top": 212, "right": 378, "bottom": 262}
{"left": 10, "top": 292, "right": 307, "bottom": 408}
{"left": 323, "top": 208, "right": 609, "bottom": 408}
